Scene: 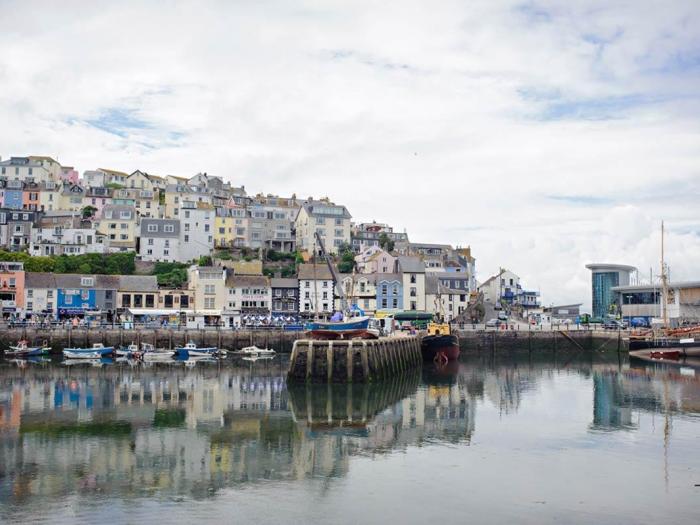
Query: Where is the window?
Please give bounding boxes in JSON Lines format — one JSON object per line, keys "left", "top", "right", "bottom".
{"left": 184, "top": 223, "right": 190, "bottom": 232}
{"left": 119, "top": 211, "right": 131, "bottom": 219}
{"left": 410, "top": 287, "right": 417, "bottom": 297}
{"left": 120, "top": 223, "right": 128, "bottom": 229}
{"left": 410, "top": 274, "right": 416, "bottom": 284}
{"left": 27, "top": 289, "right": 33, "bottom": 298}
{"left": 392, "top": 298, "right": 398, "bottom": 309}
{"left": 120, "top": 234, "right": 128, "bottom": 240}
{"left": 147, "top": 249, "right": 153, "bottom": 255}
{"left": 381, "top": 298, "right": 388, "bottom": 308}
{"left": 164, "top": 224, "right": 174, "bottom": 233}
{"left": 148, "top": 238, "right": 154, "bottom": 245}
{"left": 335, "top": 218, "right": 343, "bottom": 226}
{"left": 147, "top": 224, "right": 158, "bottom": 232}
{"left": 204, "top": 297, "right": 215, "bottom": 309}
{"left": 27, "top": 301, "right": 33, "bottom": 311}
{"left": 184, "top": 210, "right": 190, "bottom": 219}
{"left": 145, "top": 294, "right": 155, "bottom": 308}
{"left": 204, "top": 285, "right": 215, "bottom": 295}
{"left": 47, "top": 290, "right": 53, "bottom": 298}
{"left": 334, "top": 229, "right": 343, "bottom": 237}
{"left": 322, "top": 291, "right": 328, "bottom": 299}
{"left": 184, "top": 235, "right": 189, "bottom": 242}
{"left": 381, "top": 284, "right": 388, "bottom": 294}
{"left": 305, "top": 291, "right": 310, "bottom": 299}
{"left": 410, "top": 301, "right": 417, "bottom": 310}
{"left": 204, "top": 224, "right": 210, "bottom": 232}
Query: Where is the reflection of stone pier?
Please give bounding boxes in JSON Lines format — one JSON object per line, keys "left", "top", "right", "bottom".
{"left": 287, "top": 370, "right": 420, "bottom": 428}
{"left": 287, "top": 336, "right": 422, "bottom": 383}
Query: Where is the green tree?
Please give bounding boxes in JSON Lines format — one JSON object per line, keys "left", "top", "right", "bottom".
{"left": 198, "top": 255, "right": 213, "bottom": 267}
{"left": 81, "top": 205, "right": 98, "bottom": 219}
{"left": 379, "top": 233, "right": 395, "bottom": 252}
{"left": 337, "top": 248, "right": 355, "bottom": 274}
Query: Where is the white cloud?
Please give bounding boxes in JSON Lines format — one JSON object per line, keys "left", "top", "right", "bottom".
{"left": 1, "top": 0, "right": 699, "bottom": 310}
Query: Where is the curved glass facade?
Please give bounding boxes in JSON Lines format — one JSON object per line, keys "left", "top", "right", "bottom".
{"left": 591, "top": 271, "right": 619, "bottom": 318}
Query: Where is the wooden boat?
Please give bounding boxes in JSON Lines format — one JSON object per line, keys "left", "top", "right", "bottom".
{"left": 421, "top": 322, "right": 460, "bottom": 363}
{"left": 6, "top": 340, "right": 51, "bottom": 357}
{"left": 63, "top": 343, "right": 114, "bottom": 359}
{"left": 242, "top": 355, "right": 275, "bottom": 362}
{"left": 174, "top": 341, "right": 219, "bottom": 357}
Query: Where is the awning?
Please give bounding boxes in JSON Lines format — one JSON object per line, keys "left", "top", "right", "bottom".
{"left": 128, "top": 308, "right": 193, "bottom": 316}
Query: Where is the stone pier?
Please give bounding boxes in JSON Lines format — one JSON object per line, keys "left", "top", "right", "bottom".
{"left": 287, "top": 335, "right": 422, "bottom": 383}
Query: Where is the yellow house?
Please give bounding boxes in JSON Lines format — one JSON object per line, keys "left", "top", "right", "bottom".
{"left": 214, "top": 208, "right": 237, "bottom": 248}
{"left": 97, "top": 204, "right": 138, "bottom": 252}
{"left": 38, "top": 180, "right": 62, "bottom": 212}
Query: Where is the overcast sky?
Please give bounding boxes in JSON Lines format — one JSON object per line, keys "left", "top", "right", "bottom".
{"left": 1, "top": 0, "right": 699, "bottom": 310}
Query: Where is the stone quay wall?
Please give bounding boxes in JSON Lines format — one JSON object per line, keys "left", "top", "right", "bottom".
{"left": 287, "top": 336, "right": 423, "bottom": 383}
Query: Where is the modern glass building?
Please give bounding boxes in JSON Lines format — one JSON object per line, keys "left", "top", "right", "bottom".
{"left": 585, "top": 264, "right": 636, "bottom": 318}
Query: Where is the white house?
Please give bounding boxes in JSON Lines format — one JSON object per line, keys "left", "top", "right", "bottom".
{"left": 298, "top": 263, "right": 335, "bottom": 316}
{"left": 179, "top": 202, "right": 214, "bottom": 262}
{"left": 139, "top": 218, "right": 181, "bottom": 262}
{"left": 295, "top": 199, "right": 352, "bottom": 255}
{"left": 398, "top": 256, "right": 426, "bottom": 311}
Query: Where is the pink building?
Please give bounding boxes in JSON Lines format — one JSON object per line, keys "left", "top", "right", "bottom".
{"left": 60, "top": 166, "right": 80, "bottom": 185}
{"left": 0, "top": 261, "right": 25, "bottom": 318}
{"left": 355, "top": 246, "right": 397, "bottom": 274}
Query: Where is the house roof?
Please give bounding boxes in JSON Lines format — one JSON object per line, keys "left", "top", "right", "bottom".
{"left": 297, "top": 263, "right": 334, "bottom": 280}
{"left": 375, "top": 273, "right": 402, "bottom": 283}
{"left": 300, "top": 200, "right": 351, "bottom": 219}
{"left": 52, "top": 274, "right": 120, "bottom": 290}
{"left": 397, "top": 256, "right": 425, "bottom": 273}
{"left": 25, "top": 272, "right": 56, "bottom": 288}
{"left": 225, "top": 274, "right": 269, "bottom": 288}
{"left": 271, "top": 278, "right": 299, "bottom": 288}
{"left": 98, "top": 168, "right": 129, "bottom": 177}
{"left": 118, "top": 275, "right": 159, "bottom": 292}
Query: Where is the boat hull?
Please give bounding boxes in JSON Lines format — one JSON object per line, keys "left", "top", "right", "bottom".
{"left": 63, "top": 347, "right": 114, "bottom": 359}
{"left": 304, "top": 317, "right": 370, "bottom": 331}
{"left": 6, "top": 347, "right": 50, "bottom": 357}
{"left": 307, "top": 329, "right": 379, "bottom": 340}
{"left": 175, "top": 347, "right": 218, "bottom": 357}
{"left": 421, "top": 334, "right": 460, "bottom": 362}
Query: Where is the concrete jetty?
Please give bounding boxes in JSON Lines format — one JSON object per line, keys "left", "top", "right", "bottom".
{"left": 287, "top": 335, "right": 422, "bottom": 383}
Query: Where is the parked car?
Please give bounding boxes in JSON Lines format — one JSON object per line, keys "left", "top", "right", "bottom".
{"left": 603, "top": 319, "right": 624, "bottom": 330}
{"left": 497, "top": 312, "right": 508, "bottom": 321}
{"left": 486, "top": 318, "right": 501, "bottom": 328}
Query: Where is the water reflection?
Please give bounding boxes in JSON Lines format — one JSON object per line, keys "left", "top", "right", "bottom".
{"left": 1, "top": 354, "right": 700, "bottom": 522}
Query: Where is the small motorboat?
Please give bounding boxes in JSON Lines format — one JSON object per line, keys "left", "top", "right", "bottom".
{"left": 116, "top": 343, "right": 140, "bottom": 357}
{"left": 63, "top": 343, "right": 114, "bottom": 359}
{"left": 141, "top": 343, "right": 175, "bottom": 361}
{"left": 6, "top": 340, "right": 51, "bottom": 357}
{"left": 236, "top": 346, "right": 276, "bottom": 356}
{"left": 174, "top": 342, "right": 218, "bottom": 358}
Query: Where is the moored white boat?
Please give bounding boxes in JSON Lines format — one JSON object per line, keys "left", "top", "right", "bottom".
{"left": 237, "top": 345, "right": 276, "bottom": 356}
{"left": 62, "top": 343, "right": 114, "bottom": 359}
{"left": 174, "top": 342, "right": 218, "bottom": 357}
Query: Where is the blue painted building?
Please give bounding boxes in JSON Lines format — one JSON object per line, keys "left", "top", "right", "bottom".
{"left": 3, "top": 188, "right": 24, "bottom": 210}
{"left": 376, "top": 273, "right": 403, "bottom": 311}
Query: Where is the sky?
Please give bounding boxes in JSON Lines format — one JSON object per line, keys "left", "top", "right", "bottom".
{"left": 1, "top": 0, "right": 699, "bottom": 310}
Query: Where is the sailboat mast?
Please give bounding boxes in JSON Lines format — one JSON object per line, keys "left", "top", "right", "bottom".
{"left": 661, "top": 221, "right": 669, "bottom": 327}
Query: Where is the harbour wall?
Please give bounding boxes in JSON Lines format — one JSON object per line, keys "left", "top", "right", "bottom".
{"left": 0, "top": 328, "right": 627, "bottom": 354}
{"left": 287, "top": 336, "right": 423, "bottom": 383}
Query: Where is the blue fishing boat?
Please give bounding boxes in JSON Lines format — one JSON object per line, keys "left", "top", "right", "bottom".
{"left": 62, "top": 343, "right": 114, "bottom": 359}
{"left": 6, "top": 340, "right": 51, "bottom": 357}
{"left": 305, "top": 316, "right": 370, "bottom": 331}
{"left": 174, "top": 341, "right": 219, "bottom": 357}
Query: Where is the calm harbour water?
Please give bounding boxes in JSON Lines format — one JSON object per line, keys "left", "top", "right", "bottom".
{"left": 1, "top": 353, "right": 699, "bottom": 524}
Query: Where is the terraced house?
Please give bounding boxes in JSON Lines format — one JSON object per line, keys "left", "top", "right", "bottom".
{"left": 295, "top": 198, "right": 351, "bottom": 255}
{"left": 97, "top": 204, "right": 138, "bottom": 252}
